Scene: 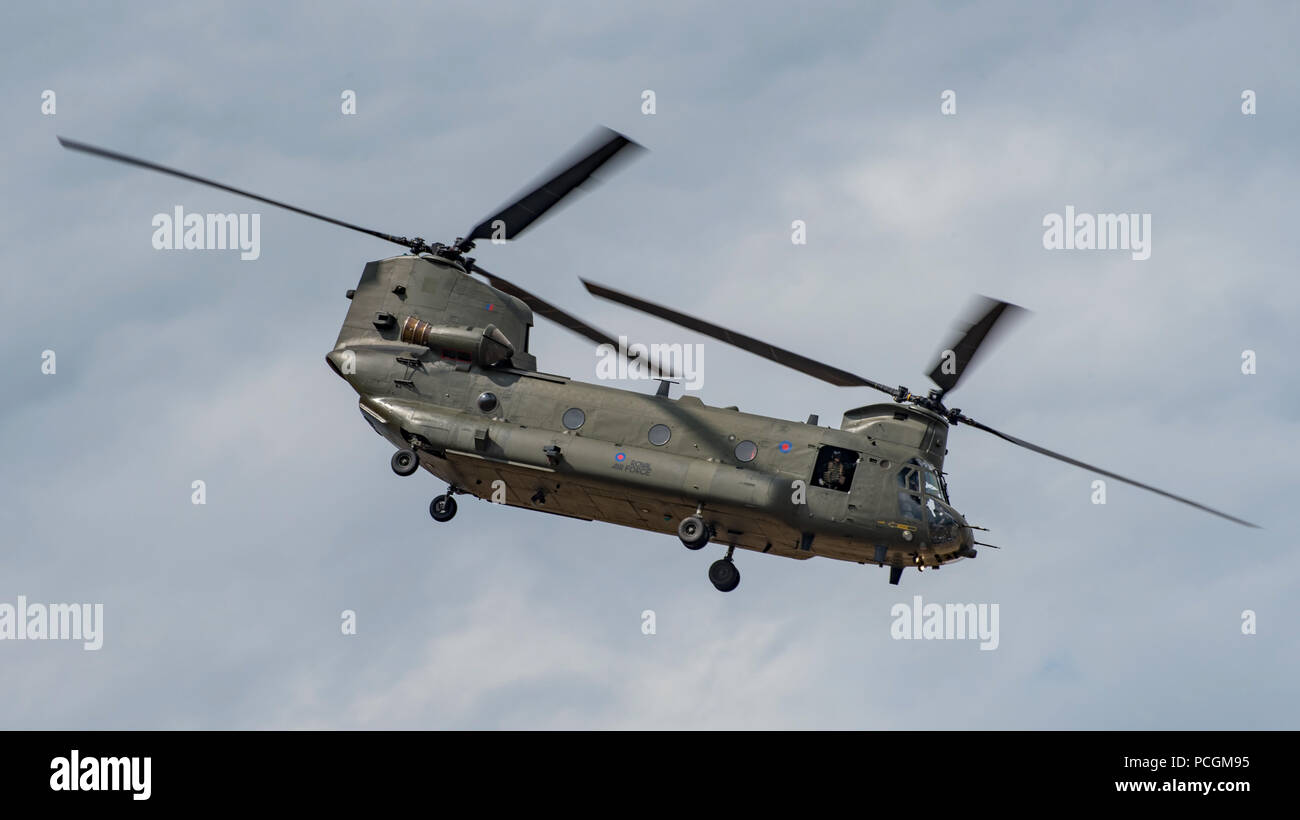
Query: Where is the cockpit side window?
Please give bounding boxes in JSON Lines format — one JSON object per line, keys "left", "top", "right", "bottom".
{"left": 898, "top": 492, "right": 923, "bottom": 521}
{"left": 897, "top": 465, "right": 920, "bottom": 492}
{"left": 902, "top": 458, "right": 947, "bottom": 502}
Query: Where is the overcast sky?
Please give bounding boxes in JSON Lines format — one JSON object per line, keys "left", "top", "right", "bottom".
{"left": 2, "top": 1, "right": 1296, "bottom": 729}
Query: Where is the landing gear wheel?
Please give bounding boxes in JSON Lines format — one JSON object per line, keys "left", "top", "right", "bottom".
{"left": 678, "top": 515, "right": 710, "bottom": 550}
{"left": 429, "top": 494, "right": 457, "bottom": 522}
{"left": 391, "top": 448, "right": 419, "bottom": 477}
{"left": 708, "top": 559, "right": 740, "bottom": 592}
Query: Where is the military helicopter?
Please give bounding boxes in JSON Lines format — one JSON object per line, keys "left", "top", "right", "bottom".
{"left": 58, "top": 128, "right": 1258, "bottom": 592}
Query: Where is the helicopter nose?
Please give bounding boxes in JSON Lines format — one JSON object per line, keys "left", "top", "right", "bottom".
{"left": 958, "top": 534, "right": 978, "bottom": 558}
{"left": 952, "top": 510, "right": 979, "bottom": 558}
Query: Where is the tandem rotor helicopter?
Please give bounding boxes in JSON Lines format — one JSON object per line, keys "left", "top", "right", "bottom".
{"left": 59, "top": 127, "right": 1258, "bottom": 592}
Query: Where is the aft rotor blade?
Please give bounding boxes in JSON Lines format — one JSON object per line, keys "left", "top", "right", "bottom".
{"left": 57, "top": 136, "right": 419, "bottom": 250}
{"left": 927, "top": 296, "right": 1027, "bottom": 395}
{"left": 472, "top": 265, "right": 667, "bottom": 376}
{"left": 957, "top": 414, "right": 1260, "bottom": 528}
{"left": 464, "top": 127, "right": 643, "bottom": 244}
{"left": 581, "top": 279, "right": 897, "bottom": 393}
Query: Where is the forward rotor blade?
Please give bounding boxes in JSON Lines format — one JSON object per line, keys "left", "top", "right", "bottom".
{"left": 57, "top": 136, "right": 418, "bottom": 250}
{"left": 927, "top": 296, "right": 1027, "bottom": 395}
{"left": 581, "top": 279, "right": 897, "bottom": 393}
{"left": 472, "top": 265, "right": 666, "bottom": 376}
{"left": 957, "top": 414, "right": 1260, "bottom": 528}
{"left": 464, "top": 127, "right": 643, "bottom": 244}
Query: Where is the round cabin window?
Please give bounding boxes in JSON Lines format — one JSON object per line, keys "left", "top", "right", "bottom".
{"left": 477, "top": 392, "right": 498, "bottom": 412}
{"left": 734, "top": 440, "right": 758, "bottom": 462}
{"left": 562, "top": 408, "right": 586, "bottom": 430}
{"left": 648, "top": 424, "right": 671, "bottom": 446}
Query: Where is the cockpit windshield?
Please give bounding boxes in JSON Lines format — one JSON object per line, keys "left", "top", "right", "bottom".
{"left": 923, "top": 470, "right": 944, "bottom": 499}
{"left": 925, "top": 497, "right": 960, "bottom": 545}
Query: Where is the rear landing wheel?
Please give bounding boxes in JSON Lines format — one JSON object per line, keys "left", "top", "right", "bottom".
{"left": 391, "top": 448, "right": 419, "bottom": 476}
{"left": 429, "top": 494, "right": 457, "bottom": 522}
{"left": 708, "top": 559, "right": 740, "bottom": 592}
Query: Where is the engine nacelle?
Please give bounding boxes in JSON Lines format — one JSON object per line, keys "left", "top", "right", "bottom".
{"left": 400, "top": 316, "right": 515, "bottom": 366}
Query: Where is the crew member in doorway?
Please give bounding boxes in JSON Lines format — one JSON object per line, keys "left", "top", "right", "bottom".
{"left": 821, "top": 451, "right": 847, "bottom": 490}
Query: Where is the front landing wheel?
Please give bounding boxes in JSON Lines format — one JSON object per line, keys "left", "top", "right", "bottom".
{"left": 391, "top": 448, "right": 419, "bottom": 477}
{"left": 678, "top": 515, "right": 710, "bottom": 550}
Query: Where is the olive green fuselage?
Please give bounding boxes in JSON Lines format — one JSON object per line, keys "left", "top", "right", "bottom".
{"left": 327, "top": 254, "right": 976, "bottom": 570}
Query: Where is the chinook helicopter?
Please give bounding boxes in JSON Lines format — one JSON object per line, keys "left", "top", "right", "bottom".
{"left": 58, "top": 128, "right": 1257, "bottom": 592}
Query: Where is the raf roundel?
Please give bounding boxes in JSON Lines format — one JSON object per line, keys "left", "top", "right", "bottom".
{"left": 614, "top": 452, "right": 626, "bottom": 462}
{"left": 779, "top": 440, "right": 793, "bottom": 453}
